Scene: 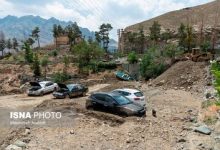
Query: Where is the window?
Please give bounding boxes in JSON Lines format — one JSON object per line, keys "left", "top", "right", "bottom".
{"left": 45, "top": 82, "right": 53, "bottom": 87}
{"left": 94, "top": 94, "right": 105, "bottom": 101}
{"left": 105, "top": 96, "right": 114, "bottom": 102}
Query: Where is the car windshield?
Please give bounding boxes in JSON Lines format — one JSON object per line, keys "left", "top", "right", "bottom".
{"left": 134, "top": 92, "right": 143, "bottom": 97}
{"left": 112, "top": 95, "right": 131, "bottom": 105}
{"left": 39, "top": 83, "right": 45, "bottom": 87}
{"left": 67, "top": 85, "right": 74, "bottom": 91}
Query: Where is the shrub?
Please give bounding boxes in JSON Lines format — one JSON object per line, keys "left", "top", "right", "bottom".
{"left": 52, "top": 72, "right": 70, "bottom": 83}
{"left": 127, "top": 51, "right": 138, "bottom": 64}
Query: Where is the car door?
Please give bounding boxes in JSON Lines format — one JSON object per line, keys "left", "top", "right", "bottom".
{"left": 45, "top": 82, "right": 53, "bottom": 93}
{"left": 71, "top": 86, "right": 79, "bottom": 97}
{"left": 104, "top": 96, "right": 116, "bottom": 109}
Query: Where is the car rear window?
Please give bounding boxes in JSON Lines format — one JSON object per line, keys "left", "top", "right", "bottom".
{"left": 134, "top": 92, "right": 143, "bottom": 97}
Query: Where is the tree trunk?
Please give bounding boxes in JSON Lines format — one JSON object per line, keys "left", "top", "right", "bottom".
{"left": 37, "top": 38, "right": 40, "bottom": 49}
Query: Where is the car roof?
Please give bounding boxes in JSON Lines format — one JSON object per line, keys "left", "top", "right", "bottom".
{"left": 67, "top": 84, "right": 80, "bottom": 87}
{"left": 92, "top": 92, "right": 119, "bottom": 97}
{"left": 113, "top": 88, "right": 141, "bottom": 93}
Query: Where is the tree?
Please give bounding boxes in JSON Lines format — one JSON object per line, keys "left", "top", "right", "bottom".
{"left": 23, "top": 42, "right": 33, "bottom": 63}
{"left": 57, "top": 25, "right": 64, "bottom": 36}
{"left": 137, "top": 26, "right": 145, "bottom": 53}
{"left": 6, "top": 39, "right": 12, "bottom": 49}
{"left": 186, "top": 24, "right": 194, "bottom": 52}
{"left": 161, "top": 29, "right": 172, "bottom": 43}
{"left": 149, "top": 21, "right": 161, "bottom": 42}
{"left": 0, "top": 31, "right": 5, "bottom": 56}
{"left": 65, "top": 22, "right": 82, "bottom": 46}
{"left": 26, "top": 37, "right": 35, "bottom": 47}
{"left": 178, "top": 23, "right": 187, "bottom": 50}
{"left": 32, "top": 53, "right": 41, "bottom": 77}
{"left": 31, "top": 27, "right": 40, "bottom": 48}
{"left": 127, "top": 51, "right": 138, "bottom": 64}
{"left": 97, "top": 23, "right": 113, "bottom": 52}
{"left": 41, "top": 56, "right": 49, "bottom": 79}
{"left": 72, "top": 41, "right": 103, "bottom": 67}
{"left": 95, "top": 31, "right": 101, "bottom": 45}
{"left": 12, "top": 38, "right": 18, "bottom": 50}
{"left": 52, "top": 24, "right": 58, "bottom": 47}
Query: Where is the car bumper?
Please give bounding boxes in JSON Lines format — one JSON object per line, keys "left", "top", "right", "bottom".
{"left": 53, "top": 93, "right": 66, "bottom": 99}
{"left": 27, "top": 92, "right": 41, "bottom": 96}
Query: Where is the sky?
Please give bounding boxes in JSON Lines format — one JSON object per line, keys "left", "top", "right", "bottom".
{"left": 0, "top": 0, "right": 214, "bottom": 40}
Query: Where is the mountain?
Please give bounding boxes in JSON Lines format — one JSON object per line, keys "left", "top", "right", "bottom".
{"left": 0, "top": 15, "right": 117, "bottom": 49}
{"left": 125, "top": 0, "right": 220, "bottom": 34}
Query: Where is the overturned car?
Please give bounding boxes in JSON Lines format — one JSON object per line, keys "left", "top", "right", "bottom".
{"left": 27, "top": 81, "right": 58, "bottom": 96}
{"left": 53, "top": 83, "right": 88, "bottom": 99}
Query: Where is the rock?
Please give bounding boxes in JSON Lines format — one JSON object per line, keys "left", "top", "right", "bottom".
{"left": 70, "top": 130, "right": 75, "bottom": 134}
{"left": 14, "top": 140, "right": 26, "bottom": 148}
{"left": 126, "top": 139, "right": 131, "bottom": 143}
{"left": 194, "top": 125, "right": 212, "bottom": 135}
{"left": 177, "top": 138, "right": 186, "bottom": 143}
{"left": 5, "top": 144, "right": 22, "bottom": 150}
{"left": 24, "top": 128, "right": 30, "bottom": 135}
{"left": 174, "top": 87, "right": 178, "bottom": 90}
{"left": 21, "top": 137, "right": 31, "bottom": 143}
{"left": 156, "top": 80, "right": 165, "bottom": 86}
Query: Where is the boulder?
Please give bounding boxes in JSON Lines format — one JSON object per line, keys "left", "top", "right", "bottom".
{"left": 194, "top": 125, "right": 212, "bottom": 135}
{"left": 5, "top": 144, "right": 22, "bottom": 150}
{"left": 14, "top": 140, "right": 26, "bottom": 148}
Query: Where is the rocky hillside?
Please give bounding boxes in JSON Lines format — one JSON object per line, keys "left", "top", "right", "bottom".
{"left": 125, "top": 0, "right": 220, "bottom": 34}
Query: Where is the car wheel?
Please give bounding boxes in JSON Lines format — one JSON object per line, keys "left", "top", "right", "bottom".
{"left": 82, "top": 92, "right": 86, "bottom": 97}
{"left": 68, "top": 94, "right": 72, "bottom": 99}
{"left": 86, "top": 101, "right": 93, "bottom": 110}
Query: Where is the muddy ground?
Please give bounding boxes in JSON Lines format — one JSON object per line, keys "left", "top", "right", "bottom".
{"left": 0, "top": 61, "right": 219, "bottom": 150}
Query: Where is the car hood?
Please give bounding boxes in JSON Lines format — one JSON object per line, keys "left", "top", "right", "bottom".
{"left": 121, "top": 103, "right": 143, "bottom": 111}
{"left": 29, "top": 82, "right": 41, "bottom": 87}
{"left": 57, "top": 83, "right": 68, "bottom": 89}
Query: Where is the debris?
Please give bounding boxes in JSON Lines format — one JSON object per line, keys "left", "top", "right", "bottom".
{"left": 14, "top": 140, "right": 27, "bottom": 148}
{"left": 194, "top": 125, "right": 212, "bottom": 135}
{"left": 5, "top": 144, "right": 22, "bottom": 150}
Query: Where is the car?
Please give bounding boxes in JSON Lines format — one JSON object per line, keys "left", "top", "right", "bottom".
{"left": 86, "top": 92, "right": 146, "bottom": 117}
{"left": 111, "top": 88, "right": 146, "bottom": 107}
{"left": 53, "top": 83, "right": 88, "bottom": 99}
{"left": 27, "top": 81, "right": 58, "bottom": 96}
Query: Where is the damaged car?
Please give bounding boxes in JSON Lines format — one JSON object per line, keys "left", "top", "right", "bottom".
{"left": 86, "top": 92, "right": 146, "bottom": 117}
{"left": 53, "top": 83, "right": 88, "bottom": 99}
{"left": 27, "top": 81, "right": 58, "bottom": 96}
{"left": 111, "top": 88, "right": 146, "bottom": 107}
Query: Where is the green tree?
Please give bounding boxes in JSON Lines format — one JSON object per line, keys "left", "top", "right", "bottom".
{"left": 52, "top": 24, "right": 58, "bottom": 47}
{"left": 6, "top": 39, "right": 12, "bottom": 49}
{"left": 23, "top": 42, "right": 33, "bottom": 63}
{"left": 186, "top": 24, "right": 194, "bottom": 52}
{"left": 26, "top": 38, "right": 35, "bottom": 47}
{"left": 95, "top": 31, "right": 101, "bottom": 45}
{"left": 149, "top": 21, "right": 161, "bottom": 42}
{"left": 137, "top": 26, "right": 145, "bottom": 53}
{"left": 12, "top": 38, "right": 18, "bottom": 50}
{"left": 161, "top": 29, "right": 172, "bottom": 43}
{"left": 32, "top": 53, "right": 41, "bottom": 77}
{"left": 31, "top": 27, "right": 40, "bottom": 48}
{"left": 65, "top": 22, "right": 82, "bottom": 46}
{"left": 41, "top": 56, "right": 49, "bottom": 79}
{"left": 201, "top": 41, "right": 211, "bottom": 52}
{"left": 57, "top": 25, "right": 64, "bottom": 36}
{"left": 0, "top": 31, "right": 5, "bottom": 56}
{"left": 178, "top": 23, "right": 187, "bottom": 50}
{"left": 127, "top": 51, "right": 138, "bottom": 64}
{"left": 97, "top": 23, "right": 113, "bottom": 52}
{"left": 72, "top": 41, "right": 103, "bottom": 68}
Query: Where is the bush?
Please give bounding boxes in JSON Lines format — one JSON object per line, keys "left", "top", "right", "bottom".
{"left": 52, "top": 72, "right": 70, "bottom": 83}
{"left": 89, "top": 61, "right": 117, "bottom": 73}
{"left": 140, "top": 48, "right": 166, "bottom": 80}
{"left": 49, "top": 50, "right": 58, "bottom": 57}
{"left": 127, "top": 51, "right": 138, "bottom": 64}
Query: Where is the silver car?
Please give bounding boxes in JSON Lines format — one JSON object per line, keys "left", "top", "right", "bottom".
{"left": 27, "top": 81, "right": 58, "bottom": 96}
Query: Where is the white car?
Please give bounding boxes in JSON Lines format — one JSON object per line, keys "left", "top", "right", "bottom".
{"left": 112, "top": 88, "right": 146, "bottom": 107}
{"left": 27, "top": 81, "right": 58, "bottom": 96}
